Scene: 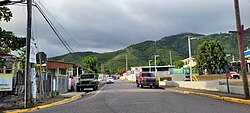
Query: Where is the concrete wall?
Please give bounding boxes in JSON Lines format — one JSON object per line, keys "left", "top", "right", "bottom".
{"left": 121, "top": 74, "right": 136, "bottom": 82}
{"left": 172, "top": 74, "right": 185, "bottom": 81}
{"left": 218, "top": 85, "right": 250, "bottom": 95}
{"left": 161, "top": 81, "right": 220, "bottom": 91}
{"left": 161, "top": 81, "right": 250, "bottom": 95}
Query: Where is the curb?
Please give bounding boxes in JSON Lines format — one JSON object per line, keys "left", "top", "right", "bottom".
{"left": 4, "top": 94, "right": 83, "bottom": 113}
{"left": 164, "top": 88, "right": 250, "bottom": 105}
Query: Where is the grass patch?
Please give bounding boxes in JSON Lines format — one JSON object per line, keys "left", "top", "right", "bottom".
{"left": 195, "top": 74, "right": 226, "bottom": 81}
{"left": 0, "top": 73, "right": 12, "bottom": 78}
{"left": 229, "top": 81, "right": 250, "bottom": 86}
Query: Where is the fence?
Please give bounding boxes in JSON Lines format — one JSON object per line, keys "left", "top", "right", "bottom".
{"left": 56, "top": 75, "right": 68, "bottom": 94}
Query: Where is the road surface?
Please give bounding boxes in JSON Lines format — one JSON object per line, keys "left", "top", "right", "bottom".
{"left": 30, "top": 80, "right": 250, "bottom": 113}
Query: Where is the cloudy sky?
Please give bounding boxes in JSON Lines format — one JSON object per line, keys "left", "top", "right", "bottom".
{"left": 1, "top": 0, "right": 250, "bottom": 57}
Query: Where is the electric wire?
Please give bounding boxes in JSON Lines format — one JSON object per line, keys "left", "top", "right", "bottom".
{"left": 34, "top": 2, "right": 74, "bottom": 54}
{"left": 36, "top": 3, "right": 75, "bottom": 53}
{"left": 17, "top": 1, "right": 79, "bottom": 60}
{"left": 38, "top": 1, "right": 82, "bottom": 49}
{"left": 34, "top": 2, "right": 80, "bottom": 60}
{"left": 36, "top": 2, "right": 73, "bottom": 52}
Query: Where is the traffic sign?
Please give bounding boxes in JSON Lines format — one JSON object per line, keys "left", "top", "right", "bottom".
{"left": 244, "top": 50, "right": 250, "bottom": 58}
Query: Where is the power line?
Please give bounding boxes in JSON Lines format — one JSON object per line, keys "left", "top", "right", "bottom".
{"left": 38, "top": 1, "right": 82, "bottom": 49}
{"left": 34, "top": 2, "right": 74, "bottom": 54}
{"left": 33, "top": 2, "right": 81, "bottom": 61}
{"left": 18, "top": 1, "right": 79, "bottom": 60}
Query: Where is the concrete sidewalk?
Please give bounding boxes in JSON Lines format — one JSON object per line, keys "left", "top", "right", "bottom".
{"left": 4, "top": 92, "right": 85, "bottom": 113}
{"left": 161, "top": 86, "right": 250, "bottom": 105}
{"left": 60, "top": 92, "right": 85, "bottom": 98}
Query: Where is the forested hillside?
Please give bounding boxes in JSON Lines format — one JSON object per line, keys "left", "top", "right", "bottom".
{"left": 50, "top": 31, "right": 250, "bottom": 73}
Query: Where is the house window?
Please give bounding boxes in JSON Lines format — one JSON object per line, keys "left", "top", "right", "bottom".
{"left": 60, "top": 69, "right": 66, "bottom": 75}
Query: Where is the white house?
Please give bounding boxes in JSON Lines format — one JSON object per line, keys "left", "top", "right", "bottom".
{"left": 182, "top": 57, "right": 197, "bottom": 68}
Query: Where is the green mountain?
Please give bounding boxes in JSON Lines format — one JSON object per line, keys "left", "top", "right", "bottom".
{"left": 49, "top": 32, "right": 250, "bottom": 74}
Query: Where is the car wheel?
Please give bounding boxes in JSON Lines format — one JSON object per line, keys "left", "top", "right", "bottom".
{"left": 155, "top": 85, "right": 159, "bottom": 89}
{"left": 237, "top": 76, "right": 240, "bottom": 79}
{"left": 233, "top": 76, "right": 237, "bottom": 79}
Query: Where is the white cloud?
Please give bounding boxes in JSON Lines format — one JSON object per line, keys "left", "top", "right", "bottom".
{"left": 1, "top": 0, "right": 250, "bottom": 57}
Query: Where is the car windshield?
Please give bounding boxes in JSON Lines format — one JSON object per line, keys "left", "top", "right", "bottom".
{"left": 142, "top": 73, "right": 155, "bottom": 77}
{"left": 230, "top": 72, "right": 237, "bottom": 74}
{"left": 81, "top": 74, "right": 94, "bottom": 79}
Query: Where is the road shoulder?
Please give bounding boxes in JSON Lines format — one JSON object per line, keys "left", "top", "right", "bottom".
{"left": 4, "top": 92, "right": 85, "bottom": 113}
{"left": 162, "top": 86, "right": 250, "bottom": 105}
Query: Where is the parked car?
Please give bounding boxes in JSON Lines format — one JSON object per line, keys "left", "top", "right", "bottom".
{"left": 106, "top": 77, "right": 114, "bottom": 84}
{"left": 227, "top": 71, "right": 240, "bottom": 79}
{"left": 76, "top": 74, "right": 99, "bottom": 91}
{"left": 136, "top": 72, "right": 159, "bottom": 88}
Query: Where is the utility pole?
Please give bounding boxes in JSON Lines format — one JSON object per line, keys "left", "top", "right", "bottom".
{"left": 149, "top": 60, "right": 152, "bottom": 72}
{"left": 232, "top": 0, "right": 249, "bottom": 99}
{"left": 188, "top": 36, "right": 193, "bottom": 82}
{"left": 24, "top": 0, "right": 33, "bottom": 107}
{"left": 126, "top": 54, "right": 128, "bottom": 72}
{"left": 169, "top": 51, "right": 172, "bottom": 66}
{"left": 154, "top": 55, "right": 159, "bottom": 75}
{"left": 101, "top": 63, "right": 104, "bottom": 74}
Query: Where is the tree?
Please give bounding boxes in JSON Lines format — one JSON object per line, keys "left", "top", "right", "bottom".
{"left": 194, "top": 40, "right": 226, "bottom": 74}
{"left": 0, "top": 6, "right": 25, "bottom": 68}
{"left": 118, "top": 69, "right": 126, "bottom": 76}
{"left": 0, "top": 6, "right": 12, "bottom": 22}
{"left": 0, "top": 27, "right": 26, "bottom": 52}
{"left": 82, "top": 56, "right": 99, "bottom": 74}
{"left": 174, "top": 60, "right": 184, "bottom": 68}
{"left": 156, "top": 59, "right": 166, "bottom": 66}
{"left": 0, "top": 6, "right": 25, "bottom": 52}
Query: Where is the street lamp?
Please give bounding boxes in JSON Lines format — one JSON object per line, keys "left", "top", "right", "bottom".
{"left": 154, "top": 55, "right": 159, "bottom": 75}
{"left": 188, "top": 36, "right": 198, "bottom": 82}
{"left": 149, "top": 60, "right": 152, "bottom": 72}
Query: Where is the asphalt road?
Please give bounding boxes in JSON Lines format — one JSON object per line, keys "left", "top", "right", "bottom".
{"left": 30, "top": 80, "right": 250, "bottom": 113}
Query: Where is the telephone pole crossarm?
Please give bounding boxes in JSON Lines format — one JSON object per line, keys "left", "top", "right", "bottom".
{"left": 229, "top": 25, "right": 250, "bottom": 99}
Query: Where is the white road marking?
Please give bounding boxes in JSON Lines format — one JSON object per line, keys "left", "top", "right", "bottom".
{"left": 78, "top": 84, "right": 107, "bottom": 102}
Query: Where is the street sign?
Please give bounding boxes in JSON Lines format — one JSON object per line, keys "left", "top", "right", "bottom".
{"left": 43, "top": 72, "right": 47, "bottom": 81}
{"left": 29, "top": 39, "right": 37, "bottom": 63}
{"left": 0, "top": 74, "right": 13, "bottom": 91}
{"left": 244, "top": 50, "right": 250, "bottom": 58}
{"left": 36, "top": 52, "right": 47, "bottom": 64}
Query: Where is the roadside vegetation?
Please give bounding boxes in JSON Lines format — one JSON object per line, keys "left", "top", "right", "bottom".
{"left": 195, "top": 74, "right": 226, "bottom": 81}
{"left": 0, "top": 6, "right": 26, "bottom": 68}
{"left": 195, "top": 74, "right": 250, "bottom": 86}
{"left": 194, "top": 40, "right": 226, "bottom": 75}
{"left": 229, "top": 81, "right": 250, "bottom": 86}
